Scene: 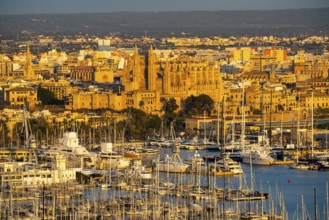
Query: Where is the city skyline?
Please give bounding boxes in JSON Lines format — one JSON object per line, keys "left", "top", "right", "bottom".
{"left": 1, "top": 0, "right": 329, "bottom": 15}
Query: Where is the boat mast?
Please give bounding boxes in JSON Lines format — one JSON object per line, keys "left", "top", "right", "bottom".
{"left": 326, "top": 180, "right": 329, "bottom": 219}
{"left": 297, "top": 92, "right": 300, "bottom": 163}
{"left": 241, "top": 85, "right": 245, "bottom": 153}
{"left": 203, "top": 110, "right": 206, "bottom": 144}
{"left": 261, "top": 90, "right": 266, "bottom": 148}
{"left": 221, "top": 95, "right": 225, "bottom": 155}
{"left": 217, "top": 102, "right": 220, "bottom": 147}
{"left": 280, "top": 112, "right": 283, "bottom": 148}
{"left": 311, "top": 91, "right": 314, "bottom": 158}
{"left": 22, "top": 103, "right": 30, "bottom": 148}
{"left": 269, "top": 90, "right": 273, "bottom": 147}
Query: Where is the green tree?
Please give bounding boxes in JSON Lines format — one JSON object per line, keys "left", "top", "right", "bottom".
{"left": 161, "top": 98, "right": 178, "bottom": 127}
{"left": 37, "top": 87, "right": 61, "bottom": 105}
{"left": 146, "top": 114, "right": 161, "bottom": 136}
{"left": 118, "top": 107, "right": 161, "bottom": 141}
{"left": 183, "top": 94, "right": 214, "bottom": 117}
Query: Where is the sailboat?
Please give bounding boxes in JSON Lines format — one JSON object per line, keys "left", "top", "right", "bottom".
{"left": 289, "top": 93, "right": 313, "bottom": 170}
{"left": 242, "top": 89, "right": 274, "bottom": 166}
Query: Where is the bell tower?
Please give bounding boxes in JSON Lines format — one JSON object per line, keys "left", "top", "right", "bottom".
{"left": 24, "top": 44, "right": 35, "bottom": 79}
{"left": 148, "top": 45, "right": 156, "bottom": 91}
{"left": 132, "top": 45, "right": 141, "bottom": 90}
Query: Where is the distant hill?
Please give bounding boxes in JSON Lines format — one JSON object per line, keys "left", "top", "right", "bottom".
{"left": 0, "top": 8, "right": 328, "bottom": 38}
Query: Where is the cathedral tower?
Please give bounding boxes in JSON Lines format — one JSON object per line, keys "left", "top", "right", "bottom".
{"left": 148, "top": 45, "right": 156, "bottom": 91}
{"left": 163, "top": 60, "right": 171, "bottom": 94}
{"left": 132, "top": 45, "right": 141, "bottom": 90}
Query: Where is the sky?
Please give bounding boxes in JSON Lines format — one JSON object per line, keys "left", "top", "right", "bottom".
{"left": 1, "top": 0, "right": 329, "bottom": 15}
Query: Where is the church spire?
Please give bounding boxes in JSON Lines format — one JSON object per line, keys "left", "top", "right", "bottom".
{"left": 149, "top": 44, "right": 153, "bottom": 54}
{"left": 134, "top": 44, "right": 139, "bottom": 57}
{"left": 24, "top": 44, "right": 34, "bottom": 79}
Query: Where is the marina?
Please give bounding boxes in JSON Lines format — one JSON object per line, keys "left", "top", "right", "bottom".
{"left": 1, "top": 142, "right": 328, "bottom": 219}
{"left": 0, "top": 17, "right": 328, "bottom": 219}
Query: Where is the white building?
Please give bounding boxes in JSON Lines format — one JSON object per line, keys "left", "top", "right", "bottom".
{"left": 0, "top": 155, "right": 78, "bottom": 189}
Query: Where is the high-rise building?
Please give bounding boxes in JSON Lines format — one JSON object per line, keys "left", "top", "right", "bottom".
{"left": 98, "top": 39, "right": 111, "bottom": 51}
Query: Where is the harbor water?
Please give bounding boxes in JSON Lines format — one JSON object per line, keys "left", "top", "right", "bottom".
{"left": 83, "top": 147, "right": 328, "bottom": 219}
{"left": 161, "top": 148, "right": 329, "bottom": 219}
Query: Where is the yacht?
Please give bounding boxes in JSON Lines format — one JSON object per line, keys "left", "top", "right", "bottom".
{"left": 289, "top": 161, "right": 310, "bottom": 170}
{"left": 184, "top": 151, "right": 209, "bottom": 173}
{"left": 215, "top": 154, "right": 243, "bottom": 174}
{"left": 98, "top": 143, "right": 130, "bottom": 169}
{"left": 156, "top": 154, "right": 189, "bottom": 173}
{"left": 123, "top": 146, "right": 159, "bottom": 159}
{"left": 318, "top": 161, "right": 329, "bottom": 171}
{"left": 129, "top": 160, "right": 153, "bottom": 179}
{"left": 242, "top": 150, "right": 274, "bottom": 165}
{"left": 49, "top": 132, "right": 96, "bottom": 168}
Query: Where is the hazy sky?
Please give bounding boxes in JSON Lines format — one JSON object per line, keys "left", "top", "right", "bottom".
{"left": 1, "top": 0, "right": 329, "bottom": 15}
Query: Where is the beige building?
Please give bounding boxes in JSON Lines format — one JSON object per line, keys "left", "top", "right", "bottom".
{"left": 3, "top": 86, "right": 40, "bottom": 109}
{"left": 65, "top": 90, "right": 110, "bottom": 110}
{"left": 264, "top": 48, "right": 287, "bottom": 62}
{"left": 300, "top": 92, "right": 329, "bottom": 109}
{"left": 249, "top": 55, "right": 276, "bottom": 72}
{"left": 41, "top": 80, "right": 78, "bottom": 101}
{"left": 294, "top": 60, "right": 328, "bottom": 81}
{"left": 233, "top": 47, "right": 251, "bottom": 62}
{"left": 125, "top": 90, "right": 161, "bottom": 114}
{"left": 70, "top": 66, "right": 114, "bottom": 83}
{"left": 94, "top": 66, "right": 114, "bottom": 83}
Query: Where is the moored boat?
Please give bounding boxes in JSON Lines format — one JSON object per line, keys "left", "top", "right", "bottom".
{"left": 156, "top": 154, "right": 189, "bottom": 173}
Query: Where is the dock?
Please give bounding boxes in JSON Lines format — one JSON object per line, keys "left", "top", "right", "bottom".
{"left": 271, "top": 160, "right": 296, "bottom": 165}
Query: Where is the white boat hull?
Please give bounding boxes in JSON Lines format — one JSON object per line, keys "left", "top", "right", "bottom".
{"left": 157, "top": 163, "right": 188, "bottom": 173}
{"left": 243, "top": 157, "right": 274, "bottom": 165}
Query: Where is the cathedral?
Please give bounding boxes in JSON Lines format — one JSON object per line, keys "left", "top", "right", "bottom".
{"left": 121, "top": 45, "right": 224, "bottom": 113}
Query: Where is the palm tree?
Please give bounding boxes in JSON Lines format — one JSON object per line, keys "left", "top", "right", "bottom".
{"left": 0, "top": 119, "right": 9, "bottom": 147}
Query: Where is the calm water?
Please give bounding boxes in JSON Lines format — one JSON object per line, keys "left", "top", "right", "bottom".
{"left": 160, "top": 148, "right": 329, "bottom": 219}
{"left": 85, "top": 148, "right": 329, "bottom": 219}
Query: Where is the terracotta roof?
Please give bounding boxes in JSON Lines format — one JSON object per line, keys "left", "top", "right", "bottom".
{"left": 8, "top": 87, "right": 36, "bottom": 92}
